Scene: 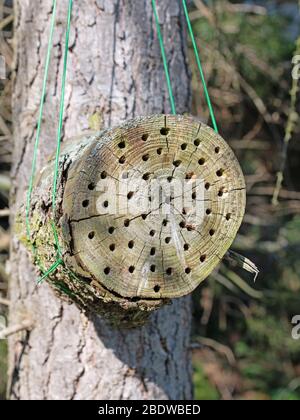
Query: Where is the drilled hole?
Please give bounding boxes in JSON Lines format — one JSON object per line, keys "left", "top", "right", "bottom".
{"left": 88, "top": 182, "right": 95, "bottom": 191}
{"left": 226, "top": 213, "right": 231, "bottom": 221}
{"left": 206, "top": 209, "right": 212, "bottom": 215}
{"left": 82, "top": 200, "right": 89, "bottom": 208}
{"left": 118, "top": 140, "right": 126, "bottom": 149}
{"left": 167, "top": 176, "right": 173, "bottom": 183}
{"left": 108, "top": 226, "right": 115, "bottom": 234}
{"left": 166, "top": 268, "right": 173, "bottom": 276}
{"left": 101, "top": 171, "right": 107, "bottom": 179}
{"left": 165, "top": 237, "right": 171, "bottom": 244}
{"left": 215, "top": 146, "right": 220, "bottom": 154}
{"left": 128, "top": 240, "right": 134, "bottom": 249}
{"left": 157, "top": 148, "right": 163, "bottom": 155}
{"left": 186, "top": 172, "right": 194, "bottom": 180}
{"left": 179, "top": 221, "right": 186, "bottom": 229}
{"left": 142, "top": 154, "right": 149, "bottom": 162}
{"left": 142, "top": 214, "right": 148, "bottom": 220}
{"left": 124, "top": 219, "right": 130, "bottom": 227}
{"left": 129, "top": 266, "right": 135, "bottom": 273}
{"left": 192, "top": 191, "right": 197, "bottom": 200}
{"left": 142, "top": 134, "right": 149, "bottom": 141}
{"left": 209, "top": 229, "right": 215, "bottom": 236}
{"left": 150, "top": 230, "right": 155, "bottom": 237}
{"left": 127, "top": 191, "right": 134, "bottom": 200}
{"left": 104, "top": 267, "right": 110, "bottom": 275}
{"left": 184, "top": 243, "right": 189, "bottom": 251}
{"left": 198, "top": 158, "right": 205, "bottom": 165}
{"left": 218, "top": 189, "right": 224, "bottom": 197}
{"left": 150, "top": 265, "right": 156, "bottom": 273}
{"left": 200, "top": 254, "right": 207, "bottom": 263}
{"left": 160, "top": 127, "right": 170, "bottom": 136}
{"left": 194, "top": 138, "right": 201, "bottom": 147}
{"left": 88, "top": 231, "right": 95, "bottom": 239}
{"left": 150, "top": 247, "right": 156, "bottom": 256}
{"left": 109, "top": 244, "right": 116, "bottom": 252}
{"left": 181, "top": 143, "right": 187, "bottom": 150}
{"left": 173, "top": 160, "right": 182, "bottom": 168}
{"left": 103, "top": 200, "right": 109, "bottom": 208}
{"left": 154, "top": 285, "right": 160, "bottom": 293}
{"left": 185, "top": 267, "right": 191, "bottom": 274}
{"left": 143, "top": 173, "right": 151, "bottom": 181}
{"left": 216, "top": 169, "right": 224, "bottom": 177}
{"left": 187, "top": 225, "right": 195, "bottom": 231}
{"left": 119, "top": 155, "right": 126, "bottom": 164}
{"left": 205, "top": 182, "right": 210, "bottom": 190}
{"left": 182, "top": 208, "right": 187, "bottom": 215}
{"left": 162, "top": 219, "right": 168, "bottom": 226}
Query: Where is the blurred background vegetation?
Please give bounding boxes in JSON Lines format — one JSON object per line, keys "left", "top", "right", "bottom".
{"left": 190, "top": 0, "right": 300, "bottom": 400}
{"left": 0, "top": 0, "right": 300, "bottom": 400}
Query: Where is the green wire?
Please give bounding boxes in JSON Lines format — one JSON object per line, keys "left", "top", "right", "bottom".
{"left": 151, "top": 0, "right": 176, "bottom": 115}
{"left": 182, "top": 0, "right": 219, "bottom": 133}
{"left": 52, "top": 0, "right": 73, "bottom": 258}
{"left": 25, "top": 0, "right": 73, "bottom": 283}
{"left": 38, "top": 0, "right": 74, "bottom": 283}
{"left": 37, "top": 258, "right": 64, "bottom": 285}
{"left": 25, "top": 0, "right": 57, "bottom": 243}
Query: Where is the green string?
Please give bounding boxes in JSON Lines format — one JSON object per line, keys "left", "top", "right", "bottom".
{"left": 37, "top": 258, "right": 64, "bottom": 285}
{"left": 25, "top": 0, "right": 57, "bottom": 246}
{"left": 152, "top": 0, "right": 218, "bottom": 133}
{"left": 25, "top": 0, "right": 73, "bottom": 283}
{"left": 151, "top": 0, "right": 176, "bottom": 115}
{"left": 51, "top": 0, "right": 73, "bottom": 257}
{"left": 182, "top": 0, "right": 219, "bottom": 133}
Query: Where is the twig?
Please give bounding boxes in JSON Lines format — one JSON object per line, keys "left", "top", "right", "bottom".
{"left": 0, "top": 208, "right": 9, "bottom": 217}
{"left": 192, "top": 336, "right": 236, "bottom": 366}
{"left": 222, "top": 268, "right": 263, "bottom": 299}
{"left": 251, "top": 186, "right": 300, "bottom": 200}
{"left": 0, "top": 13, "right": 13, "bottom": 31}
{"left": 226, "top": 3, "right": 267, "bottom": 16}
{"left": 0, "top": 114, "right": 11, "bottom": 136}
{"left": 273, "top": 35, "right": 300, "bottom": 205}
{"left": 0, "top": 319, "right": 33, "bottom": 340}
{"left": 0, "top": 262, "right": 9, "bottom": 283}
{"left": 0, "top": 173, "right": 11, "bottom": 191}
{"left": 0, "top": 296, "right": 10, "bottom": 306}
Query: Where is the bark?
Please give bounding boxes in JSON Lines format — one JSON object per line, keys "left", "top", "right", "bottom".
{"left": 8, "top": 0, "right": 193, "bottom": 400}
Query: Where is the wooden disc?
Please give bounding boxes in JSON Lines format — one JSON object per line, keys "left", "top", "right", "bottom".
{"left": 63, "top": 115, "right": 246, "bottom": 299}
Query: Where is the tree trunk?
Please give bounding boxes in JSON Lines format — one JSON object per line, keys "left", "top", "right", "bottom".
{"left": 8, "top": 0, "right": 192, "bottom": 400}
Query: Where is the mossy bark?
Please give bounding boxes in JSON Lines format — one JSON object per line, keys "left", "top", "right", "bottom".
{"left": 17, "top": 132, "right": 166, "bottom": 328}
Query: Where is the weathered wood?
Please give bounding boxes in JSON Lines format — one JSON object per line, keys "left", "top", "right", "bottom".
{"left": 9, "top": 0, "right": 193, "bottom": 400}
{"left": 17, "top": 114, "right": 245, "bottom": 328}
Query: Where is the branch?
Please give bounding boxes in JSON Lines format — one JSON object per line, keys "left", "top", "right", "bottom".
{"left": 191, "top": 336, "right": 236, "bottom": 366}
{"left": 0, "top": 319, "right": 33, "bottom": 340}
{"left": 273, "top": 36, "right": 300, "bottom": 205}
{"left": 0, "top": 208, "right": 9, "bottom": 217}
{"left": 0, "top": 296, "right": 10, "bottom": 306}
